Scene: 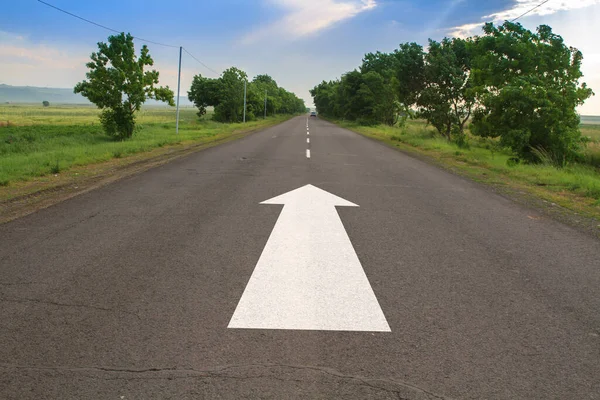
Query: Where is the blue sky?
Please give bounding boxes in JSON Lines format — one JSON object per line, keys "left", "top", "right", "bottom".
{"left": 1, "top": 0, "right": 599, "bottom": 114}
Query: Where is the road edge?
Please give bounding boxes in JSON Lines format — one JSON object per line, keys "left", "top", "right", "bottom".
{"left": 324, "top": 118, "right": 600, "bottom": 240}
{"left": 0, "top": 118, "right": 292, "bottom": 224}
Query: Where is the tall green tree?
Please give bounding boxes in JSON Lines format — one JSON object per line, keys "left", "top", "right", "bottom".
{"left": 310, "top": 80, "right": 340, "bottom": 118}
{"left": 418, "top": 37, "right": 475, "bottom": 141}
{"left": 394, "top": 42, "right": 426, "bottom": 114}
{"left": 74, "top": 33, "right": 174, "bottom": 140}
{"left": 214, "top": 67, "right": 247, "bottom": 123}
{"left": 470, "top": 22, "right": 594, "bottom": 164}
{"left": 251, "top": 75, "right": 279, "bottom": 117}
{"left": 360, "top": 53, "right": 401, "bottom": 125}
{"left": 187, "top": 74, "right": 220, "bottom": 117}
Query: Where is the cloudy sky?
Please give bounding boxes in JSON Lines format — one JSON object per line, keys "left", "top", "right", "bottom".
{"left": 1, "top": 0, "right": 599, "bottom": 114}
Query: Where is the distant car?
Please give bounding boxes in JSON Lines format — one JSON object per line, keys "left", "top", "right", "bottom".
{"left": 310, "top": 111, "right": 317, "bottom": 117}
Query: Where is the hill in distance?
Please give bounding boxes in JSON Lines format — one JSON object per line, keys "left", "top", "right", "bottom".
{"left": 0, "top": 84, "right": 192, "bottom": 106}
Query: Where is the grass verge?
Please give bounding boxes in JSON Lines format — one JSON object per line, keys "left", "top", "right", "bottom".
{"left": 0, "top": 105, "right": 293, "bottom": 222}
{"left": 0, "top": 106, "right": 288, "bottom": 185}
{"left": 333, "top": 118, "right": 600, "bottom": 228}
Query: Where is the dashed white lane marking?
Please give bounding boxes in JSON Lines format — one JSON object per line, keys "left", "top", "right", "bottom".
{"left": 307, "top": 131, "right": 309, "bottom": 135}
{"left": 307, "top": 138, "right": 310, "bottom": 144}
{"left": 306, "top": 149, "right": 311, "bottom": 158}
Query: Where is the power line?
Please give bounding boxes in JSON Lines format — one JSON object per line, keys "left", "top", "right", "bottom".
{"left": 182, "top": 48, "right": 220, "bottom": 76}
{"left": 36, "top": 0, "right": 223, "bottom": 133}
{"left": 510, "top": 0, "right": 551, "bottom": 22}
{"left": 37, "top": 0, "right": 179, "bottom": 48}
{"left": 37, "top": 0, "right": 219, "bottom": 75}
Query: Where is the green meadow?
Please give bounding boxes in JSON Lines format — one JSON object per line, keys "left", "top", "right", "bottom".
{"left": 0, "top": 104, "right": 289, "bottom": 186}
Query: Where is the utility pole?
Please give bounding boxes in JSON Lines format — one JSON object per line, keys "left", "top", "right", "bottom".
{"left": 243, "top": 80, "right": 247, "bottom": 123}
{"left": 175, "top": 46, "right": 182, "bottom": 134}
{"left": 264, "top": 89, "right": 267, "bottom": 119}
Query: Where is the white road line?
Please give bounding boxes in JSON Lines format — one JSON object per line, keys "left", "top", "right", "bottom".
{"left": 307, "top": 131, "right": 309, "bottom": 135}
{"left": 307, "top": 138, "right": 310, "bottom": 144}
{"left": 228, "top": 185, "right": 390, "bottom": 332}
{"left": 306, "top": 149, "right": 311, "bottom": 158}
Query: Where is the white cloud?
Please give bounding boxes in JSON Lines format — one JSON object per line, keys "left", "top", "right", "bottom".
{"left": 485, "top": 0, "right": 600, "bottom": 21}
{"left": 241, "top": 0, "right": 376, "bottom": 44}
{"left": 447, "top": 22, "right": 485, "bottom": 39}
{"left": 449, "top": 0, "right": 600, "bottom": 38}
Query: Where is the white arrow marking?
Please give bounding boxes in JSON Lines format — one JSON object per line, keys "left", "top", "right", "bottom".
{"left": 228, "top": 184, "right": 390, "bottom": 332}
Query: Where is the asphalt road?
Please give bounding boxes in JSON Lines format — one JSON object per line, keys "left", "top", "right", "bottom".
{"left": 1, "top": 116, "right": 599, "bottom": 399}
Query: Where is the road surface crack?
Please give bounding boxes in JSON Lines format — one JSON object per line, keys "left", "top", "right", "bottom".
{"left": 0, "top": 297, "right": 141, "bottom": 320}
{"left": 0, "top": 362, "right": 448, "bottom": 399}
{"left": 0, "top": 282, "right": 47, "bottom": 286}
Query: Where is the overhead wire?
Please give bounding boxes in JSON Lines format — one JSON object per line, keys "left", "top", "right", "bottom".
{"left": 182, "top": 48, "right": 220, "bottom": 76}
{"left": 36, "top": 0, "right": 219, "bottom": 75}
{"left": 510, "top": 0, "right": 552, "bottom": 22}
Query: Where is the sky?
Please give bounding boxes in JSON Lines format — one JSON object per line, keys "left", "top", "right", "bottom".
{"left": 1, "top": 0, "right": 599, "bottom": 115}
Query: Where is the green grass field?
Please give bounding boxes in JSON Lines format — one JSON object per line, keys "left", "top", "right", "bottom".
{"left": 0, "top": 104, "right": 287, "bottom": 186}
{"left": 338, "top": 119, "right": 600, "bottom": 210}
{"left": 582, "top": 124, "right": 600, "bottom": 141}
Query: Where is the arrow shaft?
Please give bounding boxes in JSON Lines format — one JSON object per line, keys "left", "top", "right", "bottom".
{"left": 229, "top": 204, "right": 390, "bottom": 331}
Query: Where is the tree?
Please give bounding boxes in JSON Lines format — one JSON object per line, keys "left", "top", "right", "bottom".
{"left": 360, "top": 53, "right": 401, "bottom": 125}
{"left": 418, "top": 38, "right": 475, "bottom": 141}
{"left": 188, "top": 74, "right": 220, "bottom": 118}
{"left": 394, "top": 43, "right": 426, "bottom": 114}
{"left": 361, "top": 51, "right": 398, "bottom": 80}
{"left": 42, "top": 101, "right": 50, "bottom": 107}
{"left": 470, "top": 22, "right": 594, "bottom": 164}
{"left": 188, "top": 69, "right": 305, "bottom": 123}
{"left": 251, "top": 74, "right": 279, "bottom": 117}
{"left": 214, "top": 67, "right": 247, "bottom": 122}
{"left": 310, "top": 80, "right": 341, "bottom": 119}
{"left": 74, "top": 33, "right": 174, "bottom": 140}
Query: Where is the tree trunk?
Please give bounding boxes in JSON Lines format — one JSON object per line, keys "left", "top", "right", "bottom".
{"left": 459, "top": 109, "right": 472, "bottom": 134}
{"left": 444, "top": 122, "right": 452, "bottom": 141}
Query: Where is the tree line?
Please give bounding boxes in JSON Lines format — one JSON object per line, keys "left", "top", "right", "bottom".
{"left": 187, "top": 69, "right": 306, "bottom": 123}
{"left": 75, "top": 33, "right": 305, "bottom": 141}
{"left": 310, "top": 22, "right": 594, "bottom": 165}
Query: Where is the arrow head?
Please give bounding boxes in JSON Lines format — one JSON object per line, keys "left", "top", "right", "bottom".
{"left": 261, "top": 184, "right": 359, "bottom": 207}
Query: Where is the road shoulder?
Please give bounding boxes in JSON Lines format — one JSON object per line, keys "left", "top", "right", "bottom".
{"left": 331, "top": 120, "right": 600, "bottom": 240}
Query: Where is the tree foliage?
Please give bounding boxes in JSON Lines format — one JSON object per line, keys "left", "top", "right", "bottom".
{"left": 74, "top": 33, "right": 174, "bottom": 140}
{"left": 470, "top": 22, "right": 594, "bottom": 164}
{"left": 187, "top": 70, "right": 305, "bottom": 123}
{"left": 310, "top": 22, "right": 594, "bottom": 164}
{"left": 418, "top": 37, "right": 475, "bottom": 141}
{"left": 42, "top": 101, "right": 50, "bottom": 107}
{"left": 309, "top": 71, "right": 400, "bottom": 126}
{"left": 394, "top": 42, "right": 426, "bottom": 111}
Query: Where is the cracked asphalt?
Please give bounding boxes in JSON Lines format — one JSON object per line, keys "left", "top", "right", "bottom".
{"left": 1, "top": 116, "right": 600, "bottom": 399}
